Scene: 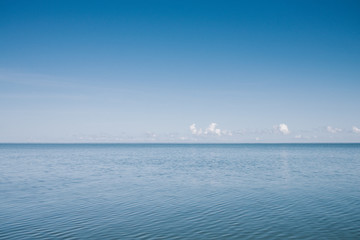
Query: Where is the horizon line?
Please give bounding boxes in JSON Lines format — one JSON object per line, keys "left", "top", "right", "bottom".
{"left": 1, "top": 142, "right": 360, "bottom": 144}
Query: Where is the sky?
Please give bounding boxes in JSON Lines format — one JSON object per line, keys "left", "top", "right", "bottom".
{"left": 1, "top": 0, "right": 360, "bottom": 143}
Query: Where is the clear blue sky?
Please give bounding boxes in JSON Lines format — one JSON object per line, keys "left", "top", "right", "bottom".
{"left": 1, "top": 0, "right": 360, "bottom": 142}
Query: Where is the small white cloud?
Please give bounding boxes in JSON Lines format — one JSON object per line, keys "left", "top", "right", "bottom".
{"left": 204, "top": 122, "right": 218, "bottom": 135}
{"left": 353, "top": 126, "right": 360, "bottom": 134}
{"left": 215, "top": 128, "right": 221, "bottom": 136}
{"left": 189, "top": 123, "right": 204, "bottom": 135}
{"left": 327, "top": 126, "right": 342, "bottom": 133}
{"left": 295, "top": 135, "right": 302, "bottom": 139}
{"left": 274, "top": 123, "right": 290, "bottom": 135}
{"left": 189, "top": 123, "right": 231, "bottom": 136}
{"left": 190, "top": 123, "right": 197, "bottom": 135}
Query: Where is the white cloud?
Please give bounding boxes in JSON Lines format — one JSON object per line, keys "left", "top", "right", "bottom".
{"left": 274, "top": 123, "right": 290, "bottom": 135}
{"left": 189, "top": 123, "right": 232, "bottom": 136}
{"left": 190, "top": 123, "right": 198, "bottom": 135}
{"left": 353, "top": 126, "right": 360, "bottom": 134}
{"left": 215, "top": 129, "right": 221, "bottom": 136}
{"left": 189, "top": 123, "right": 203, "bottom": 135}
{"left": 327, "top": 126, "right": 342, "bottom": 133}
{"left": 204, "top": 122, "right": 221, "bottom": 136}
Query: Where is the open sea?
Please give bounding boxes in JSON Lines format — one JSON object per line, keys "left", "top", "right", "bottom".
{"left": 0, "top": 143, "right": 359, "bottom": 239}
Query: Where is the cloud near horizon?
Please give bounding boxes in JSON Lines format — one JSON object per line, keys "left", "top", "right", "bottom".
{"left": 353, "top": 126, "right": 360, "bottom": 134}
{"left": 274, "top": 123, "right": 290, "bottom": 135}
{"left": 327, "top": 126, "right": 342, "bottom": 133}
{"left": 189, "top": 123, "right": 232, "bottom": 136}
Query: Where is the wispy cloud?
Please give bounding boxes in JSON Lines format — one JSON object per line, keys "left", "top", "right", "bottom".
{"left": 353, "top": 126, "right": 360, "bottom": 134}
{"left": 293, "top": 134, "right": 317, "bottom": 140}
{"left": 145, "top": 131, "right": 157, "bottom": 140}
{"left": 327, "top": 126, "right": 342, "bottom": 133}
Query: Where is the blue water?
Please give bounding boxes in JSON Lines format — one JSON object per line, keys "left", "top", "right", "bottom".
{"left": 1, "top": 144, "right": 360, "bottom": 239}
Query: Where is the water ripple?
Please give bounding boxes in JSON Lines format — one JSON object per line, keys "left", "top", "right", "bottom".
{"left": 1, "top": 144, "right": 360, "bottom": 239}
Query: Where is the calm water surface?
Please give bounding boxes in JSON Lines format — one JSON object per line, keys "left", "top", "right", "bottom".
{"left": 1, "top": 144, "right": 360, "bottom": 239}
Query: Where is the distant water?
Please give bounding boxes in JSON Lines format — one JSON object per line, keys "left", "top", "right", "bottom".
{"left": 1, "top": 144, "right": 360, "bottom": 239}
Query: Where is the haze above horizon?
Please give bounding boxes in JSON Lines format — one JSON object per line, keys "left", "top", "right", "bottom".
{"left": 1, "top": 0, "right": 360, "bottom": 143}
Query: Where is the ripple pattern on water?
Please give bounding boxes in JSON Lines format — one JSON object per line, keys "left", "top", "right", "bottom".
{"left": 1, "top": 144, "right": 360, "bottom": 239}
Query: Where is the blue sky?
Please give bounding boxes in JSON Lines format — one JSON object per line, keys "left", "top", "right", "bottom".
{"left": 1, "top": 0, "right": 360, "bottom": 142}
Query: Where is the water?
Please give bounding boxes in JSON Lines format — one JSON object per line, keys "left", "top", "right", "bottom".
{"left": 1, "top": 144, "right": 359, "bottom": 239}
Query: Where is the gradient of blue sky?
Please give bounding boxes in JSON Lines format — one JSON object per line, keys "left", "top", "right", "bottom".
{"left": 1, "top": 0, "right": 360, "bottom": 142}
